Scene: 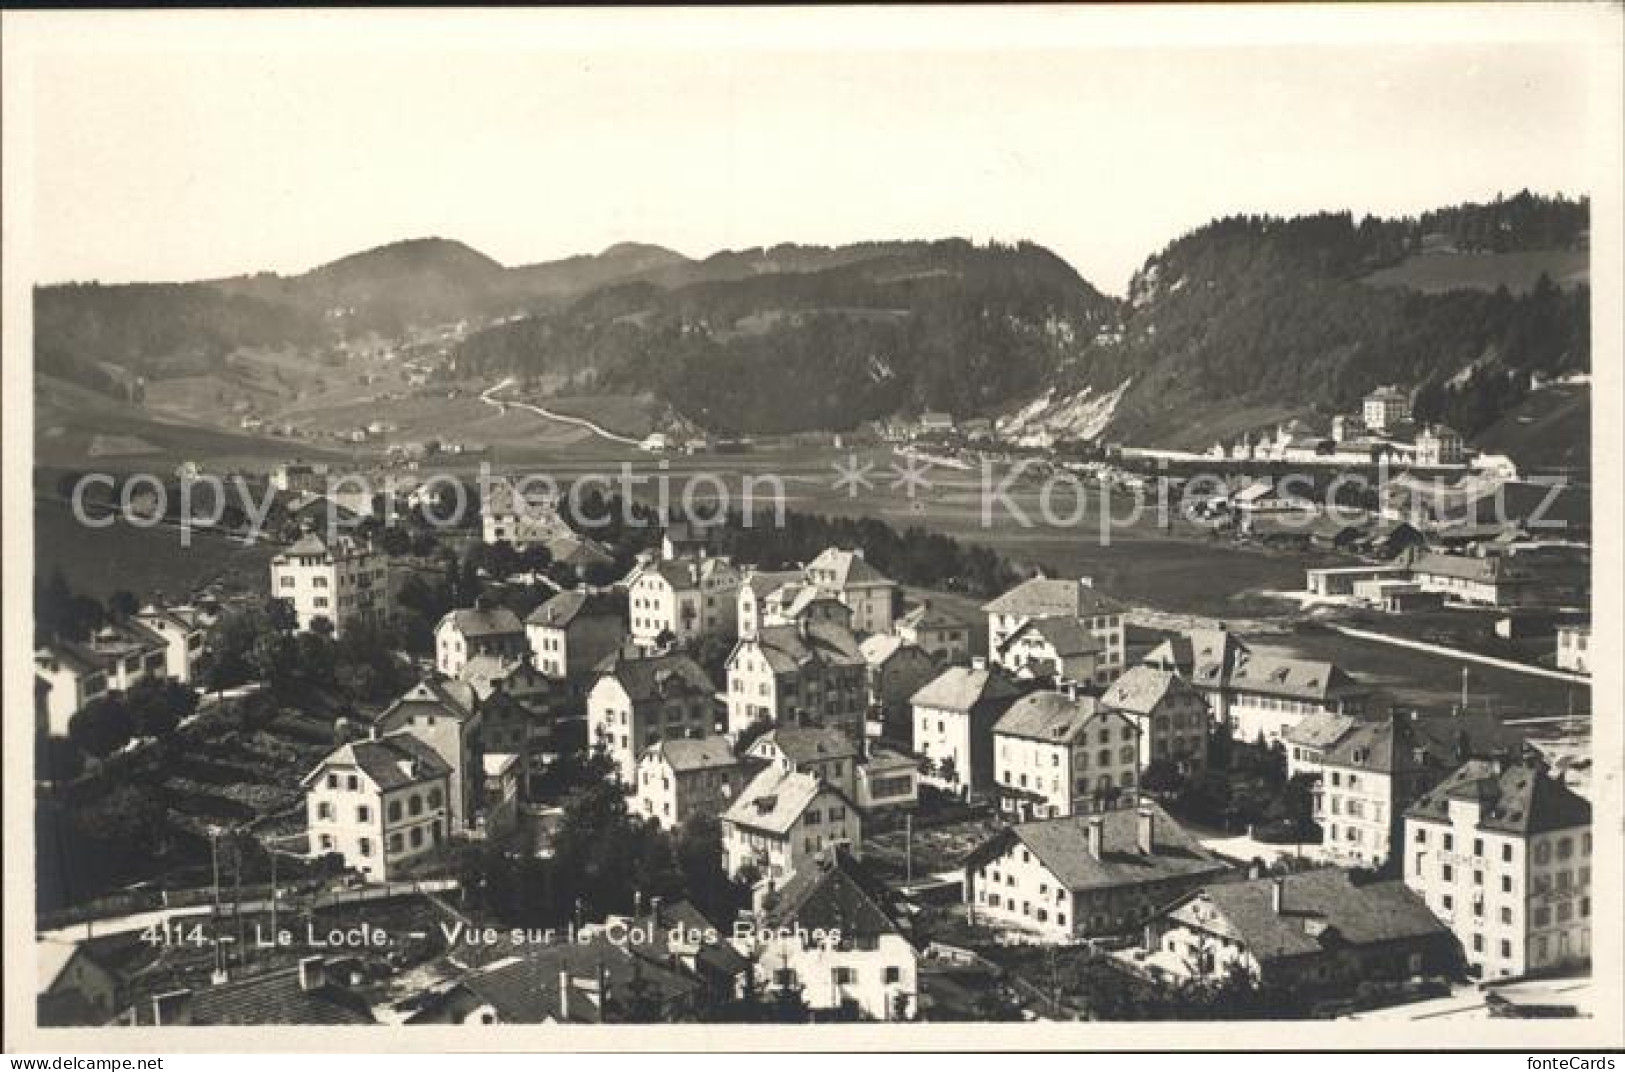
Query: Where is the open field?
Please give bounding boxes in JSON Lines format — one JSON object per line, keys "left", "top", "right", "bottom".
{"left": 1361, "top": 248, "right": 1588, "bottom": 294}
{"left": 1474, "top": 381, "right": 1591, "bottom": 475}
{"left": 34, "top": 497, "right": 276, "bottom": 602}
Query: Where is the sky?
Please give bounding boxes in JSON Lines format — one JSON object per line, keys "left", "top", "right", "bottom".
{"left": 10, "top": 7, "right": 1612, "bottom": 295}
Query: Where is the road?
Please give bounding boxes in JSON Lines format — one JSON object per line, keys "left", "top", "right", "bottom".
{"left": 1324, "top": 623, "right": 1591, "bottom": 686}
{"left": 478, "top": 379, "right": 643, "bottom": 448}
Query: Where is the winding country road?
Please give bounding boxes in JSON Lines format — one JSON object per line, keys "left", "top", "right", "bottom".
{"left": 478, "top": 378, "right": 642, "bottom": 447}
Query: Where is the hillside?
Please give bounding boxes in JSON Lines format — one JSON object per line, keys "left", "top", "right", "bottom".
{"left": 455, "top": 239, "right": 1116, "bottom": 434}
{"left": 1471, "top": 379, "right": 1591, "bottom": 474}
{"left": 1361, "top": 247, "right": 1588, "bottom": 295}
{"left": 1050, "top": 194, "right": 1590, "bottom": 447}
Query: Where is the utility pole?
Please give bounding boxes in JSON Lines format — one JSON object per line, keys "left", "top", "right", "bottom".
{"left": 904, "top": 812, "right": 913, "bottom": 886}
{"left": 1461, "top": 666, "right": 1470, "bottom": 713}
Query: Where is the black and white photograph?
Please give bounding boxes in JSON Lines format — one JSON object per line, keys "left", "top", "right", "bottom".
{"left": 3, "top": 3, "right": 1621, "bottom": 1055}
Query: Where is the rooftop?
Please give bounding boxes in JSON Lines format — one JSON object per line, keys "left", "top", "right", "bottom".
{"left": 982, "top": 576, "right": 1123, "bottom": 619}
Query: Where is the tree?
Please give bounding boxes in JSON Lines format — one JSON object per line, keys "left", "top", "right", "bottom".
{"left": 126, "top": 679, "right": 197, "bottom": 738}
{"left": 68, "top": 696, "right": 133, "bottom": 759}
{"left": 108, "top": 590, "right": 140, "bottom": 619}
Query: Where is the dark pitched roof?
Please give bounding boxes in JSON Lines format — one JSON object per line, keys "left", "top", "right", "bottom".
{"left": 1100, "top": 666, "right": 1198, "bottom": 715}
{"left": 898, "top": 601, "right": 969, "bottom": 632}
{"left": 1144, "top": 628, "right": 1251, "bottom": 688}
{"left": 806, "top": 547, "right": 894, "bottom": 589}
{"left": 1175, "top": 870, "right": 1448, "bottom": 965}
{"left": 525, "top": 589, "right": 624, "bottom": 628}
{"left": 374, "top": 676, "right": 479, "bottom": 727}
{"left": 1228, "top": 652, "right": 1364, "bottom": 703}
{"left": 756, "top": 725, "right": 861, "bottom": 765}
{"left": 443, "top": 605, "right": 524, "bottom": 639}
{"left": 304, "top": 732, "right": 451, "bottom": 791}
{"left": 1000, "top": 616, "right": 1101, "bottom": 658}
{"left": 994, "top": 691, "right": 1107, "bottom": 744}
{"left": 453, "top": 937, "right": 701, "bottom": 1024}
{"left": 760, "top": 846, "right": 910, "bottom": 942}
{"left": 748, "top": 622, "right": 865, "bottom": 673}
{"left": 646, "top": 736, "right": 741, "bottom": 774}
{"left": 722, "top": 768, "right": 855, "bottom": 836}
{"left": 138, "top": 963, "right": 375, "bottom": 1025}
{"left": 982, "top": 577, "right": 1123, "bottom": 618}
{"left": 970, "top": 803, "right": 1227, "bottom": 893}
{"left": 1406, "top": 758, "right": 1591, "bottom": 835}
{"left": 910, "top": 664, "right": 1023, "bottom": 711}
{"left": 1282, "top": 711, "right": 1359, "bottom": 751}
{"left": 601, "top": 652, "right": 715, "bottom": 703}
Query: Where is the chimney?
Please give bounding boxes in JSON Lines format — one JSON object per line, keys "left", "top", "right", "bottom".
{"left": 650, "top": 895, "right": 663, "bottom": 927}
{"left": 1078, "top": 577, "right": 1094, "bottom": 590}
{"left": 558, "top": 970, "right": 571, "bottom": 1021}
{"left": 971, "top": 656, "right": 988, "bottom": 671}
{"left": 150, "top": 989, "right": 192, "bottom": 1027}
{"left": 1086, "top": 816, "right": 1104, "bottom": 860}
{"left": 297, "top": 955, "right": 327, "bottom": 992}
{"left": 1271, "top": 877, "right": 1285, "bottom": 915}
{"left": 1136, "top": 807, "right": 1155, "bottom": 856}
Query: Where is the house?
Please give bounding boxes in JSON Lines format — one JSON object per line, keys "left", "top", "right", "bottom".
{"left": 135, "top": 957, "right": 375, "bottom": 1026}
{"left": 737, "top": 568, "right": 805, "bottom": 640}
{"left": 1363, "top": 385, "right": 1410, "bottom": 432}
{"left": 721, "top": 767, "right": 861, "bottom": 883}
{"left": 624, "top": 554, "right": 741, "bottom": 648}
{"left": 37, "top": 939, "right": 123, "bottom": 1026}
{"left": 524, "top": 589, "right": 627, "bottom": 681}
{"left": 133, "top": 602, "right": 208, "bottom": 684}
{"left": 963, "top": 803, "right": 1230, "bottom": 942}
{"left": 1142, "top": 627, "right": 1250, "bottom": 726}
{"left": 992, "top": 616, "right": 1101, "bottom": 686}
{"left": 723, "top": 621, "right": 867, "bottom": 739}
{"left": 992, "top": 691, "right": 1140, "bottom": 820}
{"left": 1313, "top": 711, "right": 1458, "bottom": 869}
{"left": 481, "top": 478, "right": 573, "bottom": 548}
{"left": 434, "top": 602, "right": 527, "bottom": 678}
{"left": 1099, "top": 666, "right": 1210, "bottom": 774}
{"left": 803, "top": 547, "right": 899, "bottom": 635}
{"left": 372, "top": 677, "right": 483, "bottom": 832}
{"left": 856, "top": 747, "right": 920, "bottom": 813}
{"left": 269, "top": 461, "right": 329, "bottom": 495}
{"left": 1416, "top": 424, "right": 1465, "bottom": 467}
{"left": 858, "top": 635, "right": 941, "bottom": 742}
{"left": 743, "top": 847, "right": 918, "bottom": 1021}
{"left": 1356, "top": 519, "right": 1427, "bottom": 560}
{"left": 1555, "top": 622, "right": 1591, "bottom": 674}
{"left": 456, "top": 655, "right": 559, "bottom": 768}
{"left": 34, "top": 642, "right": 112, "bottom": 737}
{"left": 587, "top": 650, "right": 717, "bottom": 785}
{"left": 910, "top": 661, "right": 1026, "bottom": 800}
{"left": 983, "top": 576, "right": 1125, "bottom": 685}
{"left": 1281, "top": 711, "right": 1359, "bottom": 779}
{"left": 759, "top": 582, "right": 856, "bottom": 635}
{"left": 1225, "top": 652, "right": 1368, "bottom": 748}
{"left": 269, "top": 533, "right": 390, "bottom": 637}
{"left": 302, "top": 732, "right": 452, "bottom": 881}
{"left": 636, "top": 736, "right": 745, "bottom": 830}
{"left": 1403, "top": 550, "right": 1530, "bottom": 607}
{"left": 894, "top": 600, "right": 971, "bottom": 664}
{"left": 1138, "top": 869, "right": 1456, "bottom": 990}
{"left": 746, "top": 725, "right": 861, "bottom": 799}
{"left": 541, "top": 532, "right": 616, "bottom": 580}
{"left": 1404, "top": 756, "right": 1592, "bottom": 980}
{"left": 661, "top": 519, "right": 716, "bottom": 561}
{"left": 916, "top": 411, "right": 955, "bottom": 435}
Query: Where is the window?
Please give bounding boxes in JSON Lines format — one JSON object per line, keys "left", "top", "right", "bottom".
{"left": 357, "top": 805, "right": 371, "bottom": 823}
{"left": 387, "top": 801, "right": 402, "bottom": 823}
{"left": 358, "top": 837, "right": 372, "bottom": 857}
{"left": 884, "top": 967, "right": 901, "bottom": 984}
{"left": 1501, "top": 876, "right": 1513, "bottom": 894}
{"left": 388, "top": 833, "right": 403, "bottom": 853}
{"left": 1500, "top": 940, "right": 1512, "bottom": 959}
{"left": 833, "top": 967, "right": 855, "bottom": 986}
{"left": 410, "top": 826, "right": 424, "bottom": 848}
{"left": 1473, "top": 837, "right": 1484, "bottom": 857}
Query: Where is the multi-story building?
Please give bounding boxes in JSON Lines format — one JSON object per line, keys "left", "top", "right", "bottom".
{"left": 742, "top": 847, "right": 917, "bottom": 1021}
{"left": 480, "top": 478, "right": 574, "bottom": 549}
{"left": 993, "top": 691, "right": 1139, "bottom": 820}
{"left": 723, "top": 621, "right": 867, "bottom": 738}
{"left": 1281, "top": 711, "right": 1359, "bottom": 779}
{"left": 1404, "top": 550, "right": 1530, "bottom": 607}
{"left": 372, "top": 677, "right": 484, "bottom": 833}
{"left": 434, "top": 603, "right": 527, "bottom": 678}
{"left": 746, "top": 725, "right": 861, "bottom": 799}
{"left": 721, "top": 767, "right": 861, "bottom": 883}
{"left": 1556, "top": 622, "right": 1591, "bottom": 674}
{"left": 635, "top": 736, "right": 745, "bottom": 830}
{"left": 1140, "top": 869, "right": 1457, "bottom": 990}
{"left": 1416, "top": 423, "right": 1465, "bottom": 466}
{"left": 1224, "top": 652, "right": 1368, "bottom": 748}
{"left": 269, "top": 533, "right": 389, "bottom": 637}
{"left": 1099, "top": 666, "right": 1210, "bottom": 774}
{"left": 992, "top": 617, "right": 1100, "bottom": 686}
{"left": 33, "top": 643, "right": 112, "bottom": 737}
{"left": 524, "top": 589, "right": 627, "bottom": 681}
{"left": 736, "top": 569, "right": 804, "bottom": 641}
{"left": 983, "top": 576, "right": 1125, "bottom": 685}
{"left": 803, "top": 547, "right": 899, "bottom": 636}
{"left": 1142, "top": 627, "right": 1250, "bottom": 727}
{"left": 302, "top": 732, "right": 452, "bottom": 882}
{"left": 858, "top": 635, "right": 941, "bottom": 743}
{"left": 894, "top": 600, "right": 972, "bottom": 665}
{"left": 1314, "top": 711, "right": 1450, "bottom": 869}
{"left": 1363, "top": 385, "right": 1410, "bottom": 432}
{"left": 963, "top": 804, "right": 1230, "bottom": 942}
{"left": 133, "top": 602, "right": 208, "bottom": 685}
{"left": 624, "top": 554, "right": 741, "bottom": 649}
{"left": 910, "top": 660, "right": 1026, "bottom": 800}
{"left": 587, "top": 651, "right": 717, "bottom": 785}
{"left": 1404, "top": 756, "right": 1592, "bottom": 980}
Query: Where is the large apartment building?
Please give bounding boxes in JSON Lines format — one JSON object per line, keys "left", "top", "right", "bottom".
{"left": 983, "top": 576, "right": 1125, "bottom": 686}
{"left": 1404, "top": 756, "right": 1592, "bottom": 980}
{"left": 269, "top": 533, "right": 389, "bottom": 637}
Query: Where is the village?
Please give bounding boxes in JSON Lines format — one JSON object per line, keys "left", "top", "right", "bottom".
{"left": 34, "top": 408, "right": 1594, "bottom": 1024}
